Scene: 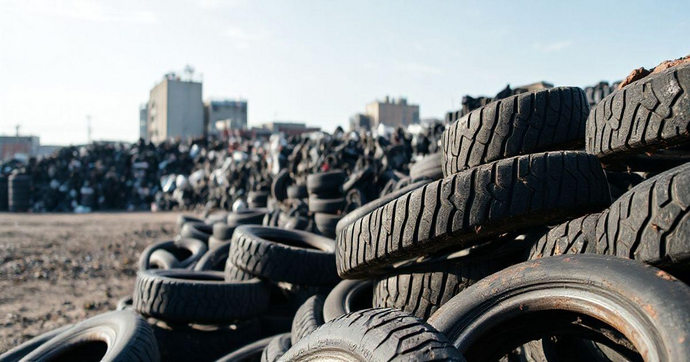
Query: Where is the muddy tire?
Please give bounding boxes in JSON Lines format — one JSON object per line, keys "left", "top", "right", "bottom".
{"left": 427, "top": 255, "right": 690, "bottom": 361}
{"left": 228, "top": 226, "right": 339, "bottom": 285}
{"left": 133, "top": 269, "right": 269, "bottom": 323}
{"left": 586, "top": 63, "right": 690, "bottom": 166}
{"left": 290, "top": 295, "right": 326, "bottom": 344}
{"left": 20, "top": 311, "right": 159, "bottom": 361}
{"left": 337, "top": 151, "right": 611, "bottom": 278}
{"left": 442, "top": 87, "right": 588, "bottom": 176}
{"left": 282, "top": 308, "right": 465, "bottom": 361}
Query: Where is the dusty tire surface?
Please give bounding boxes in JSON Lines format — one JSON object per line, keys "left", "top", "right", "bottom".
{"left": 260, "top": 333, "right": 291, "bottom": 362}
{"left": 0, "top": 324, "right": 73, "bottom": 362}
{"left": 133, "top": 269, "right": 270, "bottom": 323}
{"left": 228, "top": 226, "right": 340, "bottom": 285}
{"left": 529, "top": 161, "right": 690, "bottom": 271}
{"left": 427, "top": 255, "right": 690, "bottom": 361}
{"left": 20, "top": 310, "right": 159, "bottom": 362}
{"left": 282, "top": 308, "right": 465, "bottom": 361}
{"left": 442, "top": 87, "right": 589, "bottom": 176}
{"left": 586, "top": 62, "right": 690, "bottom": 165}
{"left": 290, "top": 295, "right": 325, "bottom": 344}
{"left": 337, "top": 151, "right": 611, "bottom": 278}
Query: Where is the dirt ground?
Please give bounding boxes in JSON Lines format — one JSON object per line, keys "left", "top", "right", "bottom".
{"left": 0, "top": 212, "right": 179, "bottom": 353}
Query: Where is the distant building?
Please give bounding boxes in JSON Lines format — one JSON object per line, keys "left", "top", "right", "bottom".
{"left": 365, "top": 96, "right": 419, "bottom": 129}
{"left": 349, "top": 114, "right": 371, "bottom": 132}
{"left": 205, "top": 100, "right": 248, "bottom": 137}
{"left": 147, "top": 74, "right": 204, "bottom": 143}
{"left": 0, "top": 135, "right": 40, "bottom": 160}
{"left": 139, "top": 104, "right": 148, "bottom": 141}
{"left": 261, "top": 122, "right": 320, "bottom": 136}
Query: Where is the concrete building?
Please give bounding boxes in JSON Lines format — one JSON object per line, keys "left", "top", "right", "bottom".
{"left": 349, "top": 114, "right": 372, "bottom": 132}
{"left": 147, "top": 74, "right": 204, "bottom": 143}
{"left": 139, "top": 104, "right": 148, "bottom": 141}
{"left": 0, "top": 135, "right": 40, "bottom": 160}
{"left": 205, "top": 100, "right": 248, "bottom": 137}
{"left": 261, "top": 122, "right": 320, "bottom": 136}
{"left": 365, "top": 96, "right": 419, "bottom": 129}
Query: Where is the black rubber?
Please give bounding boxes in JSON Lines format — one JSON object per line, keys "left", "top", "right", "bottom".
{"left": 323, "top": 280, "right": 373, "bottom": 322}
{"left": 342, "top": 166, "right": 375, "bottom": 192}
{"left": 216, "top": 335, "right": 276, "bottom": 362}
{"left": 287, "top": 184, "right": 308, "bottom": 200}
{"left": 133, "top": 269, "right": 270, "bottom": 323}
{"left": 427, "top": 255, "right": 690, "bottom": 361}
{"left": 307, "top": 170, "right": 345, "bottom": 197}
{"left": 336, "top": 178, "right": 431, "bottom": 234}
{"left": 373, "top": 258, "right": 506, "bottom": 320}
{"left": 586, "top": 63, "right": 690, "bottom": 166}
{"left": 337, "top": 151, "right": 611, "bottom": 278}
{"left": 290, "top": 295, "right": 326, "bottom": 344}
{"left": 224, "top": 259, "right": 256, "bottom": 281}
{"left": 442, "top": 86, "right": 589, "bottom": 176}
{"left": 227, "top": 208, "right": 269, "bottom": 225}
{"left": 208, "top": 235, "right": 227, "bottom": 250}
{"left": 138, "top": 238, "right": 207, "bottom": 271}
{"left": 272, "top": 170, "right": 291, "bottom": 202}
{"left": 180, "top": 222, "right": 212, "bottom": 243}
{"left": 248, "top": 191, "right": 269, "bottom": 208}
{"left": 228, "top": 226, "right": 340, "bottom": 285}
{"left": 314, "top": 212, "right": 342, "bottom": 238}
{"left": 213, "top": 223, "right": 236, "bottom": 241}
{"left": 410, "top": 153, "right": 443, "bottom": 181}
{"left": 260, "top": 333, "right": 291, "bottom": 362}
{"left": 150, "top": 318, "right": 261, "bottom": 362}
{"left": 20, "top": 310, "right": 159, "bottom": 361}
{"left": 529, "top": 161, "right": 690, "bottom": 271}
{"left": 204, "top": 211, "right": 229, "bottom": 225}
{"left": 308, "top": 195, "right": 345, "bottom": 213}
{"left": 116, "top": 295, "right": 134, "bottom": 311}
{"left": 177, "top": 215, "right": 203, "bottom": 230}
{"left": 0, "top": 324, "right": 73, "bottom": 362}
{"left": 282, "top": 308, "right": 465, "bottom": 361}
{"left": 194, "top": 242, "right": 231, "bottom": 272}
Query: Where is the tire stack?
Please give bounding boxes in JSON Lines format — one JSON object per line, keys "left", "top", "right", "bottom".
{"left": 247, "top": 190, "right": 269, "bottom": 209}
{"left": 210, "top": 208, "right": 268, "bottom": 249}
{"left": 0, "top": 174, "right": 8, "bottom": 211}
{"left": 308, "top": 171, "right": 346, "bottom": 238}
{"left": 8, "top": 173, "right": 31, "bottom": 212}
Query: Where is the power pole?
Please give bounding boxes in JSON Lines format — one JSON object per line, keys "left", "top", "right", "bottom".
{"left": 15, "top": 124, "right": 20, "bottom": 137}
{"left": 87, "top": 115, "right": 92, "bottom": 144}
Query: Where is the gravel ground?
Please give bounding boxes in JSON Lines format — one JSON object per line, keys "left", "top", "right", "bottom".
{"left": 0, "top": 212, "right": 178, "bottom": 353}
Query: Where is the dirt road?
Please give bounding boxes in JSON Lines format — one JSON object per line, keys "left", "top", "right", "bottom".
{"left": 0, "top": 212, "right": 178, "bottom": 353}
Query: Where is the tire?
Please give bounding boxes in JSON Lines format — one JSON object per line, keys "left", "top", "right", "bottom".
{"left": 227, "top": 208, "right": 269, "bottom": 225}
{"left": 314, "top": 212, "right": 342, "bottom": 238}
{"left": 138, "top": 238, "right": 207, "bottom": 271}
{"left": 204, "top": 211, "right": 229, "bottom": 225}
{"left": 281, "top": 308, "right": 465, "bottom": 361}
{"left": 228, "top": 226, "right": 340, "bottom": 285}
{"left": 224, "top": 259, "right": 256, "bottom": 281}
{"left": 263, "top": 210, "right": 280, "bottom": 227}
{"left": 323, "top": 280, "right": 373, "bottom": 322}
{"left": 148, "top": 249, "right": 181, "bottom": 270}
{"left": 272, "top": 170, "right": 291, "bottom": 202}
{"left": 0, "top": 324, "right": 73, "bottom": 362}
{"left": 337, "top": 151, "right": 611, "bottom": 278}
{"left": 213, "top": 223, "right": 235, "bottom": 241}
{"left": 442, "top": 87, "right": 589, "bottom": 176}
{"left": 248, "top": 191, "right": 269, "bottom": 208}
{"left": 427, "top": 255, "right": 690, "bottom": 361}
{"left": 20, "top": 310, "right": 159, "bottom": 361}
{"left": 194, "top": 242, "right": 231, "bottom": 272}
{"left": 529, "top": 161, "right": 690, "bottom": 271}
{"left": 373, "top": 258, "right": 507, "bottom": 320}
{"left": 150, "top": 318, "right": 261, "bottom": 362}
{"left": 290, "top": 295, "right": 325, "bottom": 344}
{"left": 342, "top": 166, "right": 374, "bottom": 192}
{"left": 260, "top": 333, "right": 291, "bottom": 362}
{"left": 216, "top": 335, "right": 277, "bottom": 362}
{"left": 586, "top": 62, "right": 690, "bottom": 166}
{"left": 336, "top": 178, "right": 431, "bottom": 234}
{"left": 133, "top": 269, "right": 270, "bottom": 323}
{"left": 307, "top": 171, "right": 345, "bottom": 197}
{"left": 308, "top": 195, "right": 345, "bottom": 213}
{"left": 177, "top": 215, "right": 203, "bottom": 230}
{"left": 277, "top": 213, "right": 312, "bottom": 231}
{"left": 180, "top": 222, "right": 212, "bottom": 243}
{"left": 410, "top": 153, "right": 443, "bottom": 181}
{"left": 116, "top": 295, "right": 133, "bottom": 311}
{"left": 287, "top": 185, "right": 308, "bottom": 200}
{"left": 208, "top": 235, "right": 227, "bottom": 250}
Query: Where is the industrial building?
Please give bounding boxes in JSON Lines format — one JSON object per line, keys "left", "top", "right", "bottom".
{"left": 261, "top": 122, "right": 320, "bottom": 136}
{"left": 205, "top": 100, "right": 248, "bottom": 137}
{"left": 365, "top": 96, "right": 420, "bottom": 129}
{"left": 146, "top": 73, "right": 204, "bottom": 144}
{"left": 0, "top": 135, "right": 40, "bottom": 160}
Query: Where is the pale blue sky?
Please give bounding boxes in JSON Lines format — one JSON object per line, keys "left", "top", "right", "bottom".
{"left": 1, "top": 0, "right": 688, "bottom": 145}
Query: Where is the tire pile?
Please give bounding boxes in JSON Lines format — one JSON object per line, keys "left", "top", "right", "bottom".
{"left": 3, "top": 62, "right": 690, "bottom": 361}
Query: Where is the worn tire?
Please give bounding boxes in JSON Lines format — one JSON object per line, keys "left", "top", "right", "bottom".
{"left": 342, "top": 166, "right": 375, "bottom": 193}
{"left": 138, "top": 238, "right": 207, "bottom": 271}
{"left": 307, "top": 171, "right": 345, "bottom": 197}
{"left": 261, "top": 333, "right": 291, "bottom": 362}
{"left": 323, "top": 280, "right": 373, "bottom": 322}
{"left": 410, "top": 153, "right": 443, "bottom": 181}
{"left": 272, "top": 170, "right": 291, "bottom": 202}
{"left": 428, "top": 255, "right": 690, "bottom": 361}
{"left": 0, "top": 324, "right": 73, "bottom": 362}
{"left": 308, "top": 195, "right": 345, "bottom": 213}
{"left": 337, "top": 151, "right": 611, "bottom": 278}
{"left": 314, "top": 212, "right": 342, "bottom": 238}
{"left": 216, "top": 335, "right": 276, "bottom": 362}
{"left": 442, "top": 87, "right": 589, "bottom": 176}
{"left": 133, "top": 269, "right": 270, "bottom": 323}
{"left": 290, "top": 295, "right": 326, "bottom": 344}
{"left": 177, "top": 215, "right": 203, "bottom": 230}
{"left": 20, "top": 310, "right": 159, "bottom": 362}
{"left": 213, "top": 223, "right": 236, "bottom": 241}
{"left": 287, "top": 185, "right": 308, "bottom": 200}
{"left": 180, "top": 222, "right": 212, "bottom": 243}
{"left": 228, "top": 226, "right": 340, "bottom": 285}
{"left": 194, "top": 242, "right": 231, "bottom": 272}
{"left": 586, "top": 62, "right": 690, "bottom": 166}
{"left": 282, "top": 308, "right": 465, "bottom": 361}
{"left": 529, "top": 161, "right": 690, "bottom": 271}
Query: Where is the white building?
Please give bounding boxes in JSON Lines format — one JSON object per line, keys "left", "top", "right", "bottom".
{"left": 147, "top": 74, "right": 204, "bottom": 143}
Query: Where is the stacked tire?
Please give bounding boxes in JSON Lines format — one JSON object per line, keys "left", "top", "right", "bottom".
{"left": 0, "top": 174, "right": 7, "bottom": 211}
{"left": 308, "top": 171, "right": 346, "bottom": 238}
{"left": 8, "top": 173, "right": 31, "bottom": 212}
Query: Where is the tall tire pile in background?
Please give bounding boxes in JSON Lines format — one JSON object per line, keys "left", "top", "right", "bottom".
{"left": 8, "top": 173, "right": 31, "bottom": 212}
{"left": 3, "top": 60, "right": 690, "bottom": 361}
{"left": 0, "top": 174, "right": 8, "bottom": 211}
